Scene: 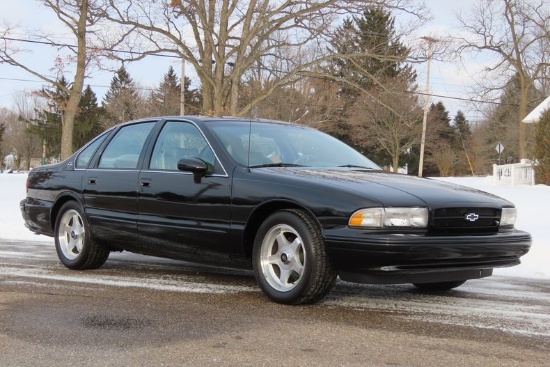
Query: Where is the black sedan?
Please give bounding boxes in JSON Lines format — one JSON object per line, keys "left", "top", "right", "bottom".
{"left": 20, "top": 116, "right": 531, "bottom": 304}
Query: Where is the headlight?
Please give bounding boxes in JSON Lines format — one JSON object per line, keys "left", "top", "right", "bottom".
{"left": 349, "top": 207, "right": 428, "bottom": 228}
{"left": 500, "top": 207, "right": 517, "bottom": 226}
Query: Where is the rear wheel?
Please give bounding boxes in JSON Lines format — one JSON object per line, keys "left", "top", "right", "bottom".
{"left": 413, "top": 280, "right": 466, "bottom": 291}
{"left": 253, "top": 209, "right": 336, "bottom": 304}
{"left": 54, "top": 201, "right": 109, "bottom": 270}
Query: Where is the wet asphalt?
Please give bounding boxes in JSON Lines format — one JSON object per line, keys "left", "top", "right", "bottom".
{"left": 0, "top": 239, "right": 549, "bottom": 366}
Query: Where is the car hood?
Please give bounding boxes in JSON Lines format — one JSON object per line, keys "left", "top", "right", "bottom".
{"left": 259, "top": 168, "right": 512, "bottom": 209}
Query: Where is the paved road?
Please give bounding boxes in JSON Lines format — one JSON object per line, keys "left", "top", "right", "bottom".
{"left": 1, "top": 239, "right": 549, "bottom": 366}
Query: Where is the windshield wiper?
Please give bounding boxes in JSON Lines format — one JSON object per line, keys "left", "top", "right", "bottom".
{"left": 337, "top": 164, "right": 374, "bottom": 169}
{"left": 249, "top": 163, "right": 305, "bottom": 168}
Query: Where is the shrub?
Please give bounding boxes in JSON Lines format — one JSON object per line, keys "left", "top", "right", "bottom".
{"left": 534, "top": 109, "right": 550, "bottom": 185}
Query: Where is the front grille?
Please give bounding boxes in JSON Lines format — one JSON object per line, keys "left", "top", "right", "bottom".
{"left": 431, "top": 207, "right": 501, "bottom": 234}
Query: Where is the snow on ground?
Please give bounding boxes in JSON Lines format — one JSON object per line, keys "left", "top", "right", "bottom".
{"left": 0, "top": 172, "right": 48, "bottom": 243}
{"left": 1, "top": 172, "right": 548, "bottom": 279}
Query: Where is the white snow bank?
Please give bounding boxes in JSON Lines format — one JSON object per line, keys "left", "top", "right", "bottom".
{"left": 0, "top": 172, "right": 49, "bottom": 242}
{"left": 2, "top": 172, "right": 548, "bottom": 279}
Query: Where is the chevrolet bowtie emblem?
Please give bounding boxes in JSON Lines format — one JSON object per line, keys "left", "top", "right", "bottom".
{"left": 465, "top": 213, "right": 480, "bottom": 222}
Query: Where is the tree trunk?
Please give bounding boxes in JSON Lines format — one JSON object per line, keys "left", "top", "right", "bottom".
{"left": 60, "top": 111, "right": 73, "bottom": 160}
{"left": 230, "top": 78, "right": 239, "bottom": 115}
{"left": 60, "top": 0, "right": 88, "bottom": 160}
{"left": 392, "top": 145, "right": 400, "bottom": 173}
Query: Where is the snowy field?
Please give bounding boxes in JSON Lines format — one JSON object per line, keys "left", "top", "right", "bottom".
{"left": 1, "top": 172, "right": 548, "bottom": 279}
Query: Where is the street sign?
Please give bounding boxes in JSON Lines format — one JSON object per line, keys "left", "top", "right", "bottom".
{"left": 495, "top": 142, "right": 504, "bottom": 154}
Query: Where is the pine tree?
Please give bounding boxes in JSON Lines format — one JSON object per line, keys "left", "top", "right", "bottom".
{"left": 27, "top": 77, "right": 71, "bottom": 158}
{"left": 327, "top": 7, "right": 421, "bottom": 172}
{"left": 428, "top": 102, "right": 455, "bottom": 144}
{"left": 453, "top": 111, "right": 471, "bottom": 144}
{"left": 355, "top": 7, "right": 415, "bottom": 82}
{"left": 331, "top": 18, "right": 366, "bottom": 101}
{"left": 183, "top": 76, "right": 202, "bottom": 115}
{"left": 103, "top": 66, "right": 143, "bottom": 125}
{"left": 453, "top": 110, "right": 474, "bottom": 175}
{"left": 148, "top": 66, "right": 202, "bottom": 116}
{"left": 330, "top": 7, "right": 416, "bottom": 96}
{"left": 27, "top": 81, "right": 106, "bottom": 156}
{"left": 424, "top": 101, "right": 457, "bottom": 176}
{"left": 150, "top": 66, "right": 180, "bottom": 116}
{"left": 483, "top": 73, "right": 539, "bottom": 164}
{"left": 74, "top": 85, "right": 105, "bottom": 149}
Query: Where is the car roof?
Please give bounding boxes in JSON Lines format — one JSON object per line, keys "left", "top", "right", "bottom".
{"left": 116, "top": 115, "right": 298, "bottom": 127}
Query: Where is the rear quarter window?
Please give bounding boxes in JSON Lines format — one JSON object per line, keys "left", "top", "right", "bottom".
{"left": 75, "top": 133, "right": 108, "bottom": 169}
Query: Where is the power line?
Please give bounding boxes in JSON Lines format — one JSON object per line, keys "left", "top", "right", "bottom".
{"left": 0, "top": 77, "right": 154, "bottom": 91}
{"left": 410, "top": 90, "right": 515, "bottom": 106}
{"left": 0, "top": 37, "right": 518, "bottom": 107}
{"left": 0, "top": 36, "right": 180, "bottom": 59}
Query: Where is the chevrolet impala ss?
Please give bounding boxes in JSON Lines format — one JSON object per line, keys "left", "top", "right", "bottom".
{"left": 20, "top": 116, "right": 531, "bottom": 304}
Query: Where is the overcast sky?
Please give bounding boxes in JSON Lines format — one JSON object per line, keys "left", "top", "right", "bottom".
{"left": 1, "top": 0, "right": 482, "bottom": 120}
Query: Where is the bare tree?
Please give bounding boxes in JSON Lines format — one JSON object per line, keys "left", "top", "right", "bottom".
{"left": 1, "top": 93, "right": 45, "bottom": 170}
{"left": 429, "top": 144, "right": 458, "bottom": 177}
{"left": 347, "top": 80, "right": 423, "bottom": 172}
{"left": 457, "top": 0, "right": 550, "bottom": 159}
{"left": 0, "top": 108, "right": 14, "bottom": 168}
{"left": 94, "top": 0, "right": 427, "bottom": 116}
{"left": 299, "top": 76, "right": 345, "bottom": 128}
{"left": 1, "top": 0, "right": 99, "bottom": 160}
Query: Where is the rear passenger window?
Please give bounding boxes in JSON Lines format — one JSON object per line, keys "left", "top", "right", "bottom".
{"left": 98, "top": 122, "right": 155, "bottom": 169}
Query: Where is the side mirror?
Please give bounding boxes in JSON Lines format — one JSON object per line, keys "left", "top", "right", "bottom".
{"left": 177, "top": 157, "right": 209, "bottom": 183}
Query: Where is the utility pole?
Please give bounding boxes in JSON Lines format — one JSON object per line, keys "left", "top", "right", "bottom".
{"left": 418, "top": 36, "right": 438, "bottom": 177}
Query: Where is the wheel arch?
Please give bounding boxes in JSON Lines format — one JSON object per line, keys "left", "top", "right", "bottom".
{"left": 50, "top": 192, "right": 85, "bottom": 232}
{"left": 242, "top": 200, "right": 320, "bottom": 260}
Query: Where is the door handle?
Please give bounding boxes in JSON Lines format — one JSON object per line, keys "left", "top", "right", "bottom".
{"left": 88, "top": 178, "right": 97, "bottom": 184}
{"left": 140, "top": 180, "right": 151, "bottom": 187}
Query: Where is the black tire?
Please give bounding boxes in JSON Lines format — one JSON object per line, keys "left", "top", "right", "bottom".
{"left": 252, "top": 209, "right": 337, "bottom": 305}
{"left": 54, "top": 201, "right": 109, "bottom": 270}
{"left": 413, "top": 280, "right": 466, "bottom": 291}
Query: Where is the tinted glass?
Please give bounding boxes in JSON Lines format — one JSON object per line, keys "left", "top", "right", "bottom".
{"left": 150, "top": 121, "right": 215, "bottom": 171}
{"left": 75, "top": 133, "right": 108, "bottom": 169}
{"left": 210, "top": 122, "right": 380, "bottom": 169}
{"left": 98, "top": 122, "right": 155, "bottom": 169}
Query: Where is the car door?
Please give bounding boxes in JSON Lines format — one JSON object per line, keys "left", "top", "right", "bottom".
{"left": 82, "top": 121, "right": 156, "bottom": 249}
{"left": 137, "top": 120, "right": 232, "bottom": 264}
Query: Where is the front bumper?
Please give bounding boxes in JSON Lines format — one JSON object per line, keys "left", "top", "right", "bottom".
{"left": 324, "top": 227, "right": 532, "bottom": 284}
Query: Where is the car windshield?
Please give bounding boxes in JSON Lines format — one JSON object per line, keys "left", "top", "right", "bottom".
{"left": 209, "top": 121, "right": 380, "bottom": 169}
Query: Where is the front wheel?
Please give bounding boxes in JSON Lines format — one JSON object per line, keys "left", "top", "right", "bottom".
{"left": 413, "top": 280, "right": 466, "bottom": 291}
{"left": 253, "top": 209, "right": 336, "bottom": 305}
{"left": 54, "top": 201, "right": 109, "bottom": 270}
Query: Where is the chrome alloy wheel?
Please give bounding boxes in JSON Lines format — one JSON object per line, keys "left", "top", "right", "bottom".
{"left": 259, "top": 224, "right": 306, "bottom": 292}
{"left": 57, "top": 209, "right": 85, "bottom": 261}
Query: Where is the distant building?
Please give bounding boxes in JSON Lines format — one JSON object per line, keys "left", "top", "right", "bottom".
{"left": 523, "top": 96, "right": 550, "bottom": 124}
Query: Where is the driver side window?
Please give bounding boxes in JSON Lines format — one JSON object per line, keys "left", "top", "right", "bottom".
{"left": 150, "top": 121, "right": 215, "bottom": 171}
